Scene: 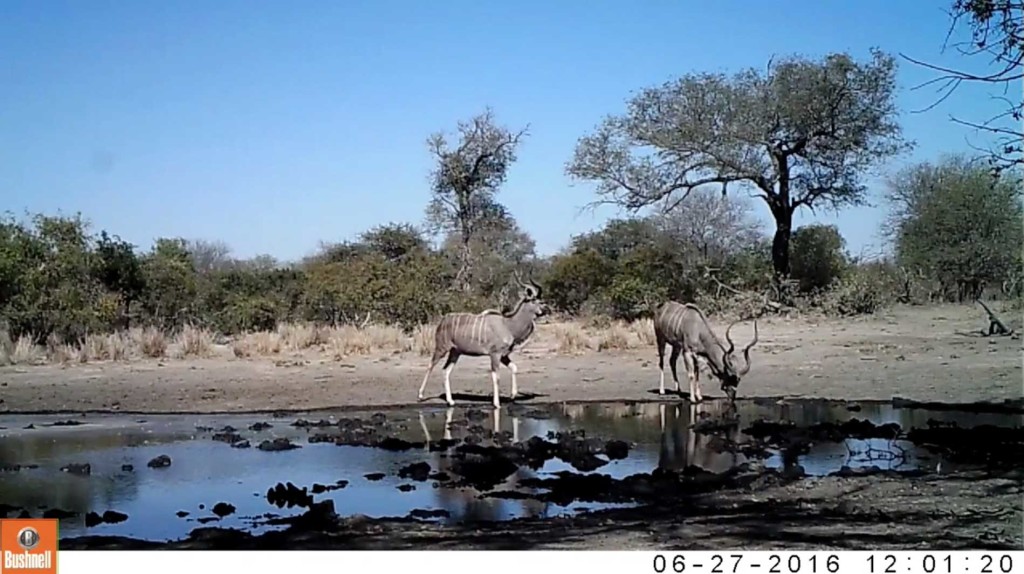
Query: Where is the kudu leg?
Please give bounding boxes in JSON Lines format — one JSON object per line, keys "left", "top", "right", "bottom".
{"left": 489, "top": 354, "right": 502, "bottom": 409}
{"left": 418, "top": 348, "right": 447, "bottom": 401}
{"left": 656, "top": 335, "right": 668, "bottom": 395}
{"left": 418, "top": 412, "right": 432, "bottom": 447}
{"left": 683, "top": 351, "right": 702, "bottom": 403}
{"left": 668, "top": 346, "right": 682, "bottom": 395}
{"left": 686, "top": 401, "right": 698, "bottom": 468}
{"left": 500, "top": 355, "right": 518, "bottom": 399}
{"left": 441, "top": 351, "right": 461, "bottom": 407}
{"left": 443, "top": 407, "right": 454, "bottom": 441}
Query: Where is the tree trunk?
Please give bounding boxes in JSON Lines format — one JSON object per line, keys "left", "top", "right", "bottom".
{"left": 123, "top": 297, "right": 132, "bottom": 330}
{"left": 767, "top": 154, "right": 793, "bottom": 282}
{"left": 454, "top": 223, "right": 474, "bottom": 292}
{"left": 770, "top": 206, "right": 794, "bottom": 279}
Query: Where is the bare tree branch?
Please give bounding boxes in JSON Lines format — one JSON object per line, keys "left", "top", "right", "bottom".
{"left": 901, "top": 1, "right": 1024, "bottom": 171}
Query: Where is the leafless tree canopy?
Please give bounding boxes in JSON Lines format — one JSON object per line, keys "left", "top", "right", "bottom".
{"left": 901, "top": 0, "right": 1023, "bottom": 171}
{"left": 186, "top": 239, "right": 233, "bottom": 274}
{"left": 649, "top": 188, "right": 766, "bottom": 267}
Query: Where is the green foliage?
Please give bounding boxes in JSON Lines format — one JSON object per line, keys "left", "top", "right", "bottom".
{"left": 360, "top": 222, "right": 430, "bottom": 261}
{"left": 139, "top": 238, "right": 199, "bottom": 330}
{"left": 818, "top": 262, "right": 899, "bottom": 316}
{"left": 0, "top": 213, "right": 107, "bottom": 342}
{"left": 790, "top": 224, "right": 849, "bottom": 293}
{"left": 566, "top": 48, "right": 911, "bottom": 277}
{"left": 440, "top": 207, "right": 536, "bottom": 302}
{"left": 886, "top": 155, "right": 1023, "bottom": 301}
{"left": 603, "top": 275, "right": 665, "bottom": 322}
{"left": 544, "top": 249, "right": 615, "bottom": 314}
{"left": 542, "top": 200, "right": 770, "bottom": 320}
{"left": 94, "top": 231, "right": 146, "bottom": 327}
{"left": 301, "top": 226, "right": 455, "bottom": 331}
{"left": 424, "top": 108, "right": 529, "bottom": 290}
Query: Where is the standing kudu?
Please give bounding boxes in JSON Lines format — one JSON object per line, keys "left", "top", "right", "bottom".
{"left": 417, "top": 273, "right": 548, "bottom": 409}
{"left": 653, "top": 301, "right": 758, "bottom": 402}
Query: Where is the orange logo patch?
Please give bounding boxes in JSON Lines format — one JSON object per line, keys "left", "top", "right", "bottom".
{"left": 0, "top": 519, "right": 58, "bottom": 574}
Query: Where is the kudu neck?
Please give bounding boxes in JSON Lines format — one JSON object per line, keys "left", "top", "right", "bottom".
{"left": 700, "top": 329, "right": 729, "bottom": 369}
{"left": 503, "top": 298, "right": 537, "bottom": 339}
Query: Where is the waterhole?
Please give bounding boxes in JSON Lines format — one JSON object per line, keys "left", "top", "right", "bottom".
{"left": 1, "top": 398, "right": 1019, "bottom": 543}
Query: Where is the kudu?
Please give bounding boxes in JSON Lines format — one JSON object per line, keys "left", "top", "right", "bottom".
{"left": 658, "top": 402, "right": 743, "bottom": 474}
{"left": 653, "top": 301, "right": 758, "bottom": 402}
{"left": 417, "top": 273, "right": 548, "bottom": 409}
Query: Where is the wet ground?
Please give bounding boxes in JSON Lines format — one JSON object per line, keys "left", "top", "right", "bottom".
{"left": 1, "top": 398, "right": 1021, "bottom": 549}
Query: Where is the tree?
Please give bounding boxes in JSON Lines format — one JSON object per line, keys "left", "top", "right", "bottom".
{"left": 884, "top": 154, "right": 1023, "bottom": 301}
{"left": 0, "top": 214, "right": 107, "bottom": 341}
{"left": 902, "top": 1, "right": 1023, "bottom": 171}
{"left": 139, "top": 238, "right": 199, "bottom": 329}
{"left": 440, "top": 207, "right": 536, "bottom": 301}
{"left": 649, "top": 188, "right": 766, "bottom": 268}
{"left": 186, "top": 239, "right": 234, "bottom": 275}
{"left": 424, "top": 108, "right": 528, "bottom": 290}
{"left": 789, "top": 224, "right": 848, "bottom": 293}
{"left": 565, "top": 49, "right": 911, "bottom": 280}
{"left": 360, "top": 222, "right": 430, "bottom": 262}
{"left": 93, "top": 231, "right": 146, "bottom": 328}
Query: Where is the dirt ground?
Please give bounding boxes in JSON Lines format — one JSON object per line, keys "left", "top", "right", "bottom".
{"left": 1, "top": 304, "right": 1021, "bottom": 414}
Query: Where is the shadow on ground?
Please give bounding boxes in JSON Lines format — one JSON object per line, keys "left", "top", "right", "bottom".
{"left": 422, "top": 392, "right": 546, "bottom": 405}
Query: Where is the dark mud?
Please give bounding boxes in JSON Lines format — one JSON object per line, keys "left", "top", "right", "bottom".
{"left": 1, "top": 398, "right": 1021, "bottom": 549}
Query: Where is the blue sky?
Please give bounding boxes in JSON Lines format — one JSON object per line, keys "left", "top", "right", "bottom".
{"left": 0, "top": 0, "right": 1015, "bottom": 262}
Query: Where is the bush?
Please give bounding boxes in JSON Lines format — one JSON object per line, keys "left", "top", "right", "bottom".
{"left": 818, "top": 264, "right": 898, "bottom": 317}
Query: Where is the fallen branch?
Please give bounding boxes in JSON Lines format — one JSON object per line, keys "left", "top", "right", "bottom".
{"left": 975, "top": 299, "right": 1014, "bottom": 336}
{"left": 702, "top": 267, "right": 783, "bottom": 315}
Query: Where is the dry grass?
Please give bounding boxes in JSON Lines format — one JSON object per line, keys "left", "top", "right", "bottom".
{"left": 326, "top": 324, "right": 410, "bottom": 358}
{"left": 80, "top": 333, "right": 133, "bottom": 361}
{"left": 173, "top": 323, "right": 215, "bottom": 358}
{"left": 629, "top": 318, "right": 657, "bottom": 346}
{"left": 549, "top": 323, "right": 592, "bottom": 355}
{"left": 596, "top": 321, "right": 636, "bottom": 351}
{"left": 1, "top": 333, "right": 45, "bottom": 365}
{"left": 0, "top": 314, "right": 687, "bottom": 368}
{"left": 413, "top": 323, "right": 435, "bottom": 356}
{"left": 133, "top": 327, "right": 168, "bottom": 358}
{"left": 277, "top": 323, "right": 327, "bottom": 351}
{"left": 51, "top": 343, "right": 86, "bottom": 365}
{"left": 231, "top": 322, "right": 416, "bottom": 359}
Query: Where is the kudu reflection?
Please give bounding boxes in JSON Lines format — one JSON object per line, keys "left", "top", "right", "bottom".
{"left": 657, "top": 402, "right": 743, "bottom": 474}
{"left": 416, "top": 408, "right": 546, "bottom": 521}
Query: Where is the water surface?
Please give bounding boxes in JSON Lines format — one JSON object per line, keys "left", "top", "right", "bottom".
{"left": 0, "top": 398, "right": 1017, "bottom": 542}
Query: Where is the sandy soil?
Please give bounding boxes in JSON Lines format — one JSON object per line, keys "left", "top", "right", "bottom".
{"left": 1, "top": 304, "right": 1021, "bottom": 414}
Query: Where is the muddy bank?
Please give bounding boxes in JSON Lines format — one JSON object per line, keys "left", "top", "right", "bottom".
{"left": 60, "top": 469, "right": 1024, "bottom": 550}
{"left": 0, "top": 305, "right": 1021, "bottom": 414}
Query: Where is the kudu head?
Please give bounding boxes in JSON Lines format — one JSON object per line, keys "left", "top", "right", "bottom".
{"left": 711, "top": 317, "right": 759, "bottom": 402}
{"left": 513, "top": 271, "right": 548, "bottom": 320}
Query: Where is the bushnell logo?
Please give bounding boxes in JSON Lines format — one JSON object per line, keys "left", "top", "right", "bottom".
{"left": 16, "top": 527, "right": 40, "bottom": 551}
{"left": 1, "top": 519, "right": 57, "bottom": 573}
